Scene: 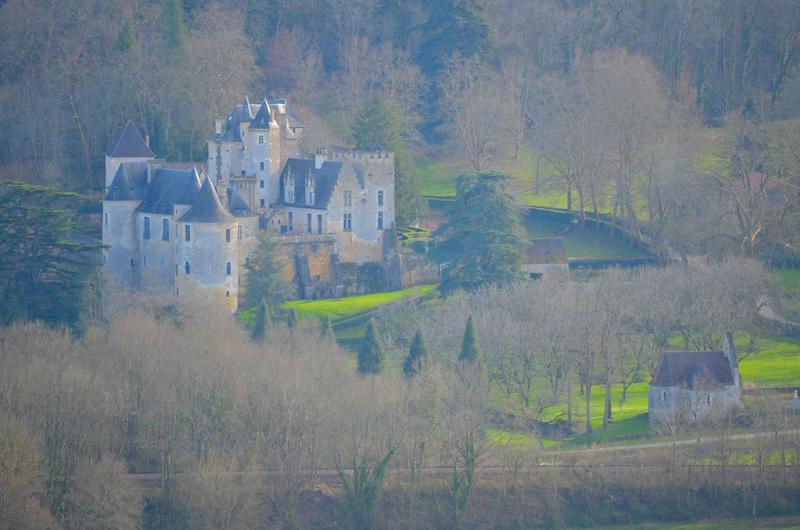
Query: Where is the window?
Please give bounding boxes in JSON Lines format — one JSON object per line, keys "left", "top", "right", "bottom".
{"left": 260, "top": 180, "right": 265, "bottom": 189}
{"left": 162, "top": 219, "right": 169, "bottom": 241}
{"left": 317, "top": 214, "right": 323, "bottom": 234}
{"left": 130, "top": 258, "right": 135, "bottom": 267}
{"left": 185, "top": 261, "right": 191, "bottom": 274}
{"left": 226, "top": 290, "right": 230, "bottom": 298}
{"left": 343, "top": 213, "right": 352, "bottom": 231}
{"left": 260, "top": 161, "right": 265, "bottom": 171}
{"left": 237, "top": 224, "right": 243, "bottom": 240}
{"left": 287, "top": 211, "right": 293, "bottom": 231}
{"left": 185, "top": 224, "right": 191, "bottom": 242}
{"left": 377, "top": 190, "right": 384, "bottom": 206}
{"left": 225, "top": 228, "right": 231, "bottom": 242}
{"left": 307, "top": 213, "right": 312, "bottom": 233}
{"left": 143, "top": 216, "right": 151, "bottom": 240}
{"left": 707, "top": 395, "right": 711, "bottom": 405}
{"left": 306, "top": 189, "right": 314, "bottom": 205}
{"left": 258, "top": 134, "right": 264, "bottom": 144}
{"left": 260, "top": 199, "right": 265, "bottom": 208}
{"left": 104, "top": 213, "right": 108, "bottom": 226}
{"left": 143, "top": 256, "right": 147, "bottom": 267}
{"left": 377, "top": 211, "right": 384, "bottom": 230}
{"left": 226, "top": 262, "right": 231, "bottom": 276}
{"left": 662, "top": 391, "right": 667, "bottom": 402}
{"left": 343, "top": 190, "right": 352, "bottom": 208}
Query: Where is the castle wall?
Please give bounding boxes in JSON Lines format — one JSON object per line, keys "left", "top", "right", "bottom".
{"left": 176, "top": 221, "right": 240, "bottom": 313}
{"left": 102, "top": 200, "right": 141, "bottom": 289}
{"left": 136, "top": 213, "right": 176, "bottom": 290}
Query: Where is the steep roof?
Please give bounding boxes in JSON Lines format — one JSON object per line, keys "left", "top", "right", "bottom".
{"left": 526, "top": 238, "right": 567, "bottom": 264}
{"left": 104, "top": 162, "right": 148, "bottom": 201}
{"left": 227, "top": 187, "right": 252, "bottom": 217}
{"left": 137, "top": 168, "right": 201, "bottom": 215}
{"left": 651, "top": 351, "right": 735, "bottom": 388}
{"left": 275, "top": 158, "right": 343, "bottom": 210}
{"left": 250, "top": 99, "right": 272, "bottom": 129}
{"left": 107, "top": 121, "right": 155, "bottom": 158}
{"left": 179, "top": 177, "right": 233, "bottom": 223}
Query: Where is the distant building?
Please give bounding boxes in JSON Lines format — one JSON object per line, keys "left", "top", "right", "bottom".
{"left": 102, "top": 97, "right": 398, "bottom": 312}
{"left": 522, "top": 238, "right": 569, "bottom": 281}
{"left": 648, "top": 333, "right": 743, "bottom": 426}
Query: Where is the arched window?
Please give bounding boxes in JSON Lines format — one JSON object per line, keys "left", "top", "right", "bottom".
{"left": 226, "top": 262, "right": 231, "bottom": 276}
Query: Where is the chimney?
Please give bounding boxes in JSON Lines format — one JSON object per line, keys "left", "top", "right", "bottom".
{"left": 314, "top": 148, "right": 327, "bottom": 170}
{"left": 215, "top": 118, "right": 225, "bottom": 135}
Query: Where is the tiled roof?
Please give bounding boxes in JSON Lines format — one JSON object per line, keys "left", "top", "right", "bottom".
{"left": 275, "top": 158, "right": 343, "bottom": 210}
{"left": 107, "top": 121, "right": 155, "bottom": 158}
{"left": 136, "top": 168, "right": 201, "bottom": 215}
{"left": 651, "top": 351, "right": 735, "bottom": 388}
{"left": 104, "top": 162, "right": 148, "bottom": 201}
{"left": 179, "top": 177, "right": 233, "bottom": 223}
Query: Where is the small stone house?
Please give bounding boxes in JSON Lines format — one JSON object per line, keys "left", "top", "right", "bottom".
{"left": 648, "top": 334, "right": 743, "bottom": 426}
{"left": 521, "top": 238, "right": 569, "bottom": 281}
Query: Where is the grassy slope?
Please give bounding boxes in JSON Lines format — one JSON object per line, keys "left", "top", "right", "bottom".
{"left": 524, "top": 215, "right": 644, "bottom": 258}
{"left": 284, "top": 285, "right": 434, "bottom": 320}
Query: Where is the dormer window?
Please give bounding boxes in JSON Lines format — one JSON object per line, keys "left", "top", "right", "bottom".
{"left": 284, "top": 173, "right": 294, "bottom": 203}
{"left": 305, "top": 174, "right": 315, "bottom": 206}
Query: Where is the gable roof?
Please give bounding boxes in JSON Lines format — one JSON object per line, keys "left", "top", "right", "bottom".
{"left": 651, "top": 351, "right": 735, "bottom": 388}
{"left": 526, "top": 238, "right": 567, "bottom": 264}
{"left": 275, "top": 158, "right": 343, "bottom": 210}
{"left": 250, "top": 99, "right": 272, "bottom": 129}
{"left": 136, "top": 168, "right": 201, "bottom": 215}
{"left": 179, "top": 177, "right": 233, "bottom": 223}
{"left": 107, "top": 121, "right": 155, "bottom": 158}
{"left": 104, "top": 162, "right": 148, "bottom": 201}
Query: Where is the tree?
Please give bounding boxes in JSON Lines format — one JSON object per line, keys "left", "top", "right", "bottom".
{"left": 287, "top": 307, "right": 298, "bottom": 329}
{"left": 432, "top": 173, "right": 524, "bottom": 294}
{"left": 352, "top": 96, "right": 424, "bottom": 226}
{"left": 160, "top": 0, "right": 186, "bottom": 49}
{"left": 251, "top": 300, "right": 270, "bottom": 341}
{"left": 321, "top": 314, "right": 336, "bottom": 341}
{"left": 403, "top": 329, "right": 428, "bottom": 377}
{"left": 358, "top": 319, "right": 384, "bottom": 374}
{"left": 458, "top": 316, "right": 480, "bottom": 364}
{"left": 243, "top": 231, "right": 292, "bottom": 308}
{"left": 0, "top": 182, "right": 100, "bottom": 326}
{"left": 335, "top": 446, "right": 396, "bottom": 530}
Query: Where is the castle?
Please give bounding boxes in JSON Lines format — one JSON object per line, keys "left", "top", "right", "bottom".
{"left": 102, "top": 97, "right": 397, "bottom": 312}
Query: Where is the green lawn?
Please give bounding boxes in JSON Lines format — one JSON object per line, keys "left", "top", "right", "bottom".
{"left": 416, "top": 157, "right": 458, "bottom": 197}
{"left": 738, "top": 336, "right": 800, "bottom": 386}
{"left": 524, "top": 215, "right": 647, "bottom": 259}
{"left": 770, "top": 268, "right": 800, "bottom": 316}
{"left": 283, "top": 285, "right": 435, "bottom": 320}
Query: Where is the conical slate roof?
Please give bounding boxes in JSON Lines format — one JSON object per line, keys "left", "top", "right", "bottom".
{"left": 180, "top": 177, "right": 233, "bottom": 223}
{"left": 107, "top": 121, "right": 155, "bottom": 158}
{"left": 250, "top": 98, "right": 272, "bottom": 129}
{"left": 105, "top": 162, "right": 148, "bottom": 201}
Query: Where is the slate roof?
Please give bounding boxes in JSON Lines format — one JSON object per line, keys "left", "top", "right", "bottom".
{"left": 526, "top": 238, "right": 567, "bottom": 264}
{"left": 107, "top": 121, "right": 155, "bottom": 158}
{"left": 250, "top": 98, "right": 272, "bottom": 129}
{"left": 227, "top": 187, "right": 252, "bottom": 217}
{"left": 136, "top": 168, "right": 201, "bottom": 215}
{"left": 105, "top": 162, "right": 148, "bottom": 201}
{"left": 651, "top": 351, "right": 735, "bottom": 388}
{"left": 179, "top": 177, "right": 233, "bottom": 223}
{"left": 275, "top": 158, "right": 343, "bottom": 210}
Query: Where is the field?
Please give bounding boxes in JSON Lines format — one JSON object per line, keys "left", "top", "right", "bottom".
{"left": 284, "top": 285, "right": 435, "bottom": 320}
{"left": 770, "top": 268, "right": 800, "bottom": 318}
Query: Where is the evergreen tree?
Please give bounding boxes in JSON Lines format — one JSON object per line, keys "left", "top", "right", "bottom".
{"left": 0, "top": 183, "right": 100, "bottom": 326}
{"left": 160, "top": 0, "right": 186, "bottom": 49}
{"left": 403, "top": 328, "right": 428, "bottom": 377}
{"left": 117, "top": 22, "right": 138, "bottom": 53}
{"left": 431, "top": 173, "right": 523, "bottom": 294}
{"left": 357, "top": 319, "right": 384, "bottom": 374}
{"left": 251, "top": 300, "right": 271, "bottom": 341}
{"left": 287, "top": 307, "right": 298, "bottom": 329}
{"left": 352, "top": 96, "right": 424, "bottom": 227}
{"left": 321, "top": 314, "right": 336, "bottom": 341}
{"left": 458, "top": 315, "right": 480, "bottom": 364}
{"left": 243, "top": 231, "right": 293, "bottom": 308}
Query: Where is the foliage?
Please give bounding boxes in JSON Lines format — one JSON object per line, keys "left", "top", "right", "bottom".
{"left": 358, "top": 319, "right": 384, "bottom": 374}
{"left": 160, "top": 0, "right": 186, "bottom": 49}
{"left": 402, "top": 328, "right": 427, "bottom": 377}
{"left": 432, "top": 173, "right": 524, "bottom": 294}
{"left": 287, "top": 307, "right": 298, "bottom": 329}
{"left": 320, "top": 314, "right": 335, "bottom": 340}
{"left": 458, "top": 315, "right": 480, "bottom": 365}
{"left": 0, "top": 182, "right": 100, "bottom": 326}
{"left": 335, "top": 446, "right": 396, "bottom": 530}
{"left": 251, "top": 300, "right": 270, "bottom": 341}
{"left": 243, "top": 231, "right": 293, "bottom": 309}
{"left": 352, "top": 96, "right": 424, "bottom": 226}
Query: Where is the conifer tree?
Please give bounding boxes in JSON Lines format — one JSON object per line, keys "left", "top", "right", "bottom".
{"left": 287, "top": 308, "right": 298, "bottom": 329}
{"left": 160, "top": 0, "right": 186, "bottom": 49}
{"left": 403, "top": 328, "right": 428, "bottom": 377}
{"left": 458, "top": 315, "right": 480, "bottom": 364}
{"left": 251, "top": 300, "right": 270, "bottom": 341}
{"left": 321, "top": 314, "right": 335, "bottom": 341}
{"left": 358, "top": 319, "right": 384, "bottom": 374}
{"left": 352, "top": 96, "right": 424, "bottom": 227}
{"left": 243, "top": 231, "right": 292, "bottom": 308}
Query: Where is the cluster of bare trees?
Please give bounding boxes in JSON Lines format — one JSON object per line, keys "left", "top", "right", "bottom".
{"left": 379, "top": 259, "right": 767, "bottom": 434}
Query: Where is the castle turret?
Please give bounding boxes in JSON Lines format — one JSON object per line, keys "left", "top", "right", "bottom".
{"left": 102, "top": 162, "right": 148, "bottom": 289}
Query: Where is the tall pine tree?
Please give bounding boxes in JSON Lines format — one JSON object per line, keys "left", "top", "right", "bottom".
{"left": 358, "top": 319, "right": 384, "bottom": 374}
{"left": 251, "top": 300, "right": 271, "bottom": 341}
{"left": 432, "top": 173, "right": 523, "bottom": 294}
{"left": 321, "top": 314, "right": 335, "bottom": 341}
{"left": 403, "top": 328, "right": 428, "bottom": 377}
{"left": 243, "top": 231, "right": 293, "bottom": 308}
{"left": 458, "top": 315, "right": 480, "bottom": 364}
{"left": 352, "top": 96, "right": 424, "bottom": 227}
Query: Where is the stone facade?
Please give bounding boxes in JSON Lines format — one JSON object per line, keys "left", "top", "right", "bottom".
{"left": 103, "top": 98, "right": 399, "bottom": 312}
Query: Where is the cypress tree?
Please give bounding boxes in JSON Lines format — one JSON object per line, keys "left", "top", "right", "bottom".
{"left": 251, "top": 300, "right": 270, "bottom": 341}
{"left": 358, "top": 319, "right": 384, "bottom": 374}
{"left": 287, "top": 307, "right": 298, "bottom": 329}
{"left": 160, "top": 0, "right": 186, "bottom": 49}
{"left": 321, "top": 314, "right": 335, "bottom": 341}
{"left": 403, "top": 328, "right": 428, "bottom": 377}
{"left": 458, "top": 315, "right": 480, "bottom": 364}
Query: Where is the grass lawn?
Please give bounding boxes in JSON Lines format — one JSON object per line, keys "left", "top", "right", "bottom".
{"left": 416, "top": 157, "right": 458, "bottom": 197}
{"left": 524, "top": 215, "right": 646, "bottom": 259}
{"left": 770, "top": 268, "right": 800, "bottom": 316}
{"left": 283, "top": 285, "right": 435, "bottom": 320}
{"left": 738, "top": 336, "right": 800, "bottom": 386}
